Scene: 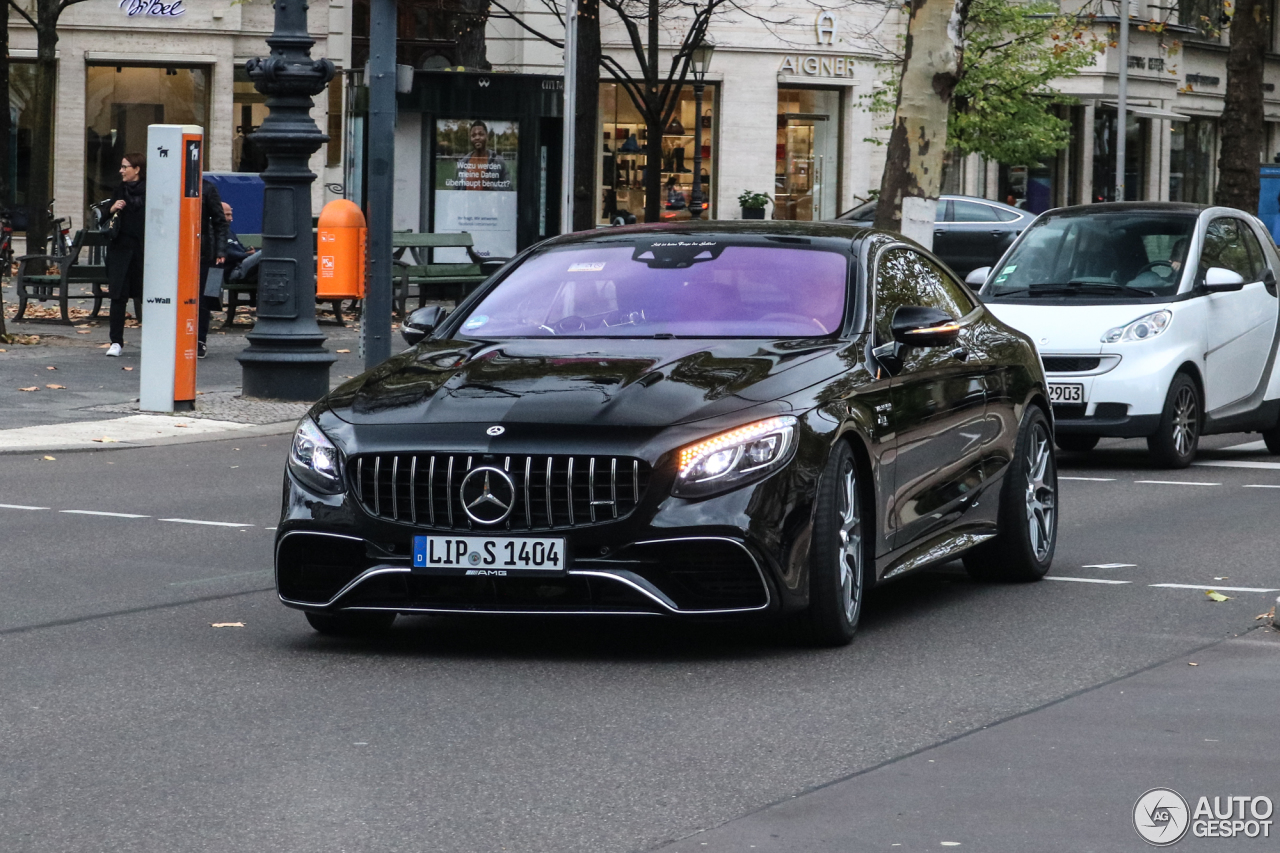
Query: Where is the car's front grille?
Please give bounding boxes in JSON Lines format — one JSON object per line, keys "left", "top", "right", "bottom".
{"left": 351, "top": 453, "right": 651, "bottom": 531}
{"left": 1043, "top": 356, "right": 1101, "bottom": 373}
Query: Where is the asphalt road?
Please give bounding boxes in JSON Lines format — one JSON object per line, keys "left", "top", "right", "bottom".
{"left": 1, "top": 432, "right": 1277, "bottom": 852}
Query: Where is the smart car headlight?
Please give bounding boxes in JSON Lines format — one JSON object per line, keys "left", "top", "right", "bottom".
{"left": 672, "top": 416, "right": 798, "bottom": 498}
{"left": 288, "top": 417, "right": 345, "bottom": 494}
{"left": 1102, "top": 309, "right": 1172, "bottom": 343}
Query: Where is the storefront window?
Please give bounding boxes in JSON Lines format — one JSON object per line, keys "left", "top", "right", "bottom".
{"left": 1169, "top": 117, "right": 1216, "bottom": 204}
{"left": 599, "top": 81, "right": 717, "bottom": 224}
{"left": 1091, "top": 107, "right": 1144, "bottom": 202}
{"left": 775, "top": 88, "right": 840, "bottom": 221}
{"left": 5, "top": 61, "right": 49, "bottom": 210}
{"left": 232, "top": 67, "right": 268, "bottom": 173}
{"left": 85, "top": 64, "right": 209, "bottom": 212}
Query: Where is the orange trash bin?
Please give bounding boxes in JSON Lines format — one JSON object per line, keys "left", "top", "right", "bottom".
{"left": 316, "top": 199, "right": 367, "bottom": 299}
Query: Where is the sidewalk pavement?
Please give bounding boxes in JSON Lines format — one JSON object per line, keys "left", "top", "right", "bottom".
{"left": 654, "top": 627, "right": 1280, "bottom": 852}
{"left": 1, "top": 287, "right": 371, "bottom": 451}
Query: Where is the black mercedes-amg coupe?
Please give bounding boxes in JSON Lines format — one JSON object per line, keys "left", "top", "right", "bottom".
{"left": 278, "top": 222, "right": 1057, "bottom": 645}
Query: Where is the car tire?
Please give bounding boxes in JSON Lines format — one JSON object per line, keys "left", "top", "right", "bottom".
{"left": 1055, "top": 434, "right": 1100, "bottom": 453}
{"left": 305, "top": 610, "right": 397, "bottom": 636}
{"left": 1261, "top": 422, "right": 1280, "bottom": 454}
{"left": 1146, "top": 373, "right": 1200, "bottom": 468}
{"left": 802, "top": 442, "right": 869, "bottom": 647}
{"left": 963, "top": 406, "right": 1056, "bottom": 583}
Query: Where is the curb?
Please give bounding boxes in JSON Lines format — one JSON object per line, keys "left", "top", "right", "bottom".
{"left": 0, "top": 421, "right": 297, "bottom": 455}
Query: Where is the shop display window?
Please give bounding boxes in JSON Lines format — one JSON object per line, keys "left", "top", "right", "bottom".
{"left": 775, "top": 88, "right": 840, "bottom": 221}
{"left": 5, "top": 61, "right": 50, "bottom": 210}
{"left": 85, "top": 64, "right": 209, "bottom": 211}
{"left": 599, "top": 81, "right": 717, "bottom": 224}
{"left": 233, "top": 67, "right": 269, "bottom": 173}
{"left": 1170, "top": 117, "right": 1216, "bottom": 205}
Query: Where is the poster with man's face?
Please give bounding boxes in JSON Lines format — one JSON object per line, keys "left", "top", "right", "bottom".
{"left": 434, "top": 119, "right": 519, "bottom": 260}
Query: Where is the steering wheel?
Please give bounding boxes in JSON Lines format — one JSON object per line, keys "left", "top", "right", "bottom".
{"left": 1134, "top": 260, "right": 1175, "bottom": 278}
{"left": 554, "top": 315, "right": 588, "bottom": 334}
{"left": 760, "top": 312, "right": 830, "bottom": 334}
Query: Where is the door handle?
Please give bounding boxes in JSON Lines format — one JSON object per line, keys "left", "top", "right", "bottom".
{"left": 950, "top": 348, "right": 969, "bottom": 362}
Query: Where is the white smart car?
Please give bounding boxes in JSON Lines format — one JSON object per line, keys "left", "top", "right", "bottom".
{"left": 968, "top": 202, "right": 1280, "bottom": 468}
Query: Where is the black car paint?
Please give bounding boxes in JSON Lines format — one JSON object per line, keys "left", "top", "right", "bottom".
{"left": 277, "top": 222, "right": 1049, "bottom": 618}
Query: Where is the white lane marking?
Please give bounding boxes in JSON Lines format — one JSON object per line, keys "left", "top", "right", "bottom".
{"left": 1221, "top": 440, "right": 1268, "bottom": 452}
{"left": 0, "top": 503, "right": 49, "bottom": 510}
{"left": 1059, "top": 476, "right": 1116, "bottom": 481}
{"left": 60, "top": 509, "right": 150, "bottom": 519}
{"left": 169, "top": 570, "right": 273, "bottom": 587}
{"left": 160, "top": 518, "right": 254, "bottom": 528}
{"left": 1243, "top": 484, "right": 1280, "bottom": 489}
{"left": 265, "top": 527, "right": 278, "bottom": 531}
{"left": 1046, "top": 576, "right": 1132, "bottom": 584}
{"left": 1082, "top": 563, "right": 1136, "bottom": 569}
{"left": 1134, "top": 480, "right": 1220, "bottom": 486}
{"left": 1150, "top": 583, "right": 1279, "bottom": 593}
{"left": 1195, "top": 460, "right": 1280, "bottom": 470}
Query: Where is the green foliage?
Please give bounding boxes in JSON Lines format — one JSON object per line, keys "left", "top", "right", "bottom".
{"left": 867, "top": 0, "right": 1104, "bottom": 166}
{"left": 738, "top": 190, "right": 770, "bottom": 209}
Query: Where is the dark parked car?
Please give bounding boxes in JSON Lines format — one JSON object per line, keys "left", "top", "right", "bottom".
{"left": 833, "top": 195, "right": 1033, "bottom": 277}
{"left": 278, "top": 222, "right": 1057, "bottom": 646}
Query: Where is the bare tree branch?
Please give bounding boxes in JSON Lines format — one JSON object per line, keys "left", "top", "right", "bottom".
{"left": 8, "top": 0, "right": 37, "bottom": 30}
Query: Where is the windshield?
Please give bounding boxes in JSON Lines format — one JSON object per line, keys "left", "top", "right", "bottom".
{"left": 839, "top": 200, "right": 877, "bottom": 222}
{"left": 456, "top": 241, "right": 849, "bottom": 338}
{"left": 983, "top": 213, "right": 1196, "bottom": 301}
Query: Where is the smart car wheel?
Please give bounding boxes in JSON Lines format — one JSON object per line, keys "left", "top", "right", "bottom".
{"left": 1261, "top": 421, "right": 1280, "bottom": 454}
{"left": 803, "top": 442, "right": 868, "bottom": 647}
{"left": 1147, "top": 373, "right": 1200, "bottom": 468}
{"left": 964, "top": 407, "right": 1056, "bottom": 583}
{"left": 305, "top": 611, "right": 397, "bottom": 636}
{"left": 1055, "top": 435, "right": 1099, "bottom": 453}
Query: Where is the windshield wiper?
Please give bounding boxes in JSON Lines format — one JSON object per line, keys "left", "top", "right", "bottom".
{"left": 992, "top": 281, "right": 1156, "bottom": 298}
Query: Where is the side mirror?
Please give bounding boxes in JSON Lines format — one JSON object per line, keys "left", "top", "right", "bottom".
{"left": 890, "top": 305, "right": 961, "bottom": 347}
{"left": 1203, "top": 266, "right": 1246, "bottom": 292}
{"left": 402, "top": 305, "right": 448, "bottom": 347}
{"left": 965, "top": 266, "right": 992, "bottom": 288}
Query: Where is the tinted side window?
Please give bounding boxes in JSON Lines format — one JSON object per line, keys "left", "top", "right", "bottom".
{"left": 1202, "top": 218, "right": 1255, "bottom": 280}
{"left": 875, "top": 248, "right": 973, "bottom": 341}
{"left": 952, "top": 200, "right": 1000, "bottom": 223}
{"left": 993, "top": 208, "right": 1021, "bottom": 222}
{"left": 1237, "top": 222, "right": 1269, "bottom": 283}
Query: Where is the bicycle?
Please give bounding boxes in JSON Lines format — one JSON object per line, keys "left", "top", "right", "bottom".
{"left": 88, "top": 198, "right": 113, "bottom": 264}
{"left": 47, "top": 200, "right": 73, "bottom": 258}
{"left": 0, "top": 209, "right": 14, "bottom": 280}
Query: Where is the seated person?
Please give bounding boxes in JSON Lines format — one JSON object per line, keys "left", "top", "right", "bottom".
{"left": 1127, "top": 237, "right": 1188, "bottom": 294}
{"left": 222, "top": 202, "right": 261, "bottom": 283}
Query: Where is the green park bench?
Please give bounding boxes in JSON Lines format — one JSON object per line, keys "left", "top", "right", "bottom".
{"left": 224, "top": 233, "right": 351, "bottom": 327}
{"left": 392, "top": 232, "right": 508, "bottom": 316}
{"left": 14, "top": 229, "right": 119, "bottom": 325}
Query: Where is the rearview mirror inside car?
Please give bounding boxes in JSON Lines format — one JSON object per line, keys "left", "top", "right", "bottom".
{"left": 965, "top": 266, "right": 991, "bottom": 287}
{"left": 890, "top": 305, "right": 961, "bottom": 347}
{"left": 402, "top": 305, "right": 449, "bottom": 347}
{"left": 1203, "top": 266, "right": 1247, "bottom": 292}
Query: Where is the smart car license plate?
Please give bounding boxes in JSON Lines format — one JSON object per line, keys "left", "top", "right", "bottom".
{"left": 412, "top": 535, "right": 566, "bottom": 576}
{"left": 1048, "top": 383, "right": 1084, "bottom": 404}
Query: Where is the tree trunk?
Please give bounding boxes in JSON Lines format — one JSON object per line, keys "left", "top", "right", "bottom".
{"left": 26, "top": 8, "right": 58, "bottom": 259}
{"left": 1214, "top": 0, "right": 1268, "bottom": 211}
{"left": 454, "top": 0, "right": 491, "bottom": 70}
{"left": 1, "top": 4, "right": 12, "bottom": 210}
{"left": 572, "top": 0, "right": 600, "bottom": 231}
{"left": 873, "top": 0, "right": 968, "bottom": 249}
{"left": 642, "top": 0, "right": 661, "bottom": 222}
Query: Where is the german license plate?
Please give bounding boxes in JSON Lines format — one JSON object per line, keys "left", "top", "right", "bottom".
{"left": 1048, "top": 383, "right": 1084, "bottom": 404}
{"left": 412, "top": 535, "right": 566, "bottom": 577}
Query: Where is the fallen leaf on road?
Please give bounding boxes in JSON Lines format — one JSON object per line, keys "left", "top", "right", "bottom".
{"left": 76, "top": 330, "right": 91, "bottom": 334}
{"left": 174, "top": 423, "right": 188, "bottom": 428}
{"left": 336, "top": 349, "right": 351, "bottom": 353}
{"left": 1188, "top": 662, "right": 1199, "bottom": 666}
{"left": 19, "top": 386, "right": 38, "bottom": 392}
{"left": 98, "top": 343, "right": 111, "bottom": 349}
{"left": 1214, "top": 576, "right": 1229, "bottom": 580}
{"left": 1258, "top": 607, "right": 1276, "bottom": 621}
{"left": 1205, "top": 590, "right": 1231, "bottom": 602}
{"left": 211, "top": 622, "right": 245, "bottom": 628}
{"left": 46, "top": 384, "right": 65, "bottom": 389}
{"left": 122, "top": 367, "right": 134, "bottom": 371}
{"left": 91, "top": 437, "right": 119, "bottom": 443}
{"left": 42, "top": 456, "right": 55, "bottom": 461}
{"left": 46, "top": 366, "right": 56, "bottom": 370}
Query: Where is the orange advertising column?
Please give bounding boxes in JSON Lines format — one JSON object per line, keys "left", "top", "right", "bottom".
{"left": 175, "top": 132, "right": 203, "bottom": 407}
{"left": 317, "top": 199, "right": 367, "bottom": 300}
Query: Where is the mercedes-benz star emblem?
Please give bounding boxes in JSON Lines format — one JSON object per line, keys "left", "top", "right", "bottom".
{"left": 487, "top": 425, "right": 505, "bottom": 436}
{"left": 459, "top": 467, "right": 516, "bottom": 525}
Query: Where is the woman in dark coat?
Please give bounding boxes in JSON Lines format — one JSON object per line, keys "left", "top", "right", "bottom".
{"left": 105, "top": 152, "right": 147, "bottom": 356}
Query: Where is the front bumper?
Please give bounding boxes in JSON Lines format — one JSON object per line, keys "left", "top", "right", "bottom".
{"left": 1044, "top": 344, "right": 1190, "bottom": 438}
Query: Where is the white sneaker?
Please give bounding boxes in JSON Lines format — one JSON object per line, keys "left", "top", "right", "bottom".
{"left": 105, "top": 343, "right": 122, "bottom": 357}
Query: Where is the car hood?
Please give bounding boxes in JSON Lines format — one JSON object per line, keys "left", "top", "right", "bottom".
{"left": 324, "top": 337, "right": 847, "bottom": 427}
{"left": 983, "top": 301, "right": 1170, "bottom": 354}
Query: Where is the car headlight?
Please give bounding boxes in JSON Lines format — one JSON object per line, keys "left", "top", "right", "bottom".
{"left": 288, "top": 417, "right": 345, "bottom": 494}
{"left": 1101, "top": 309, "right": 1172, "bottom": 343}
{"left": 672, "top": 416, "right": 798, "bottom": 498}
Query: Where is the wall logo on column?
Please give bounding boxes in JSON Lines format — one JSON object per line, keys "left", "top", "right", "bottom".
{"left": 119, "top": 0, "right": 186, "bottom": 17}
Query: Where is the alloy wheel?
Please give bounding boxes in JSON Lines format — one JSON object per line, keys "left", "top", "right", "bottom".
{"left": 1171, "top": 385, "right": 1199, "bottom": 457}
{"left": 836, "top": 459, "right": 864, "bottom": 622}
{"left": 1024, "top": 423, "right": 1056, "bottom": 562}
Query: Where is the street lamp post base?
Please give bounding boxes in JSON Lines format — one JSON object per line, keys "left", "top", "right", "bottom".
{"left": 238, "top": 339, "right": 335, "bottom": 401}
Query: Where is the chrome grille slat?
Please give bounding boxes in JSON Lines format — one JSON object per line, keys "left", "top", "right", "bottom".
{"left": 353, "top": 453, "right": 649, "bottom": 531}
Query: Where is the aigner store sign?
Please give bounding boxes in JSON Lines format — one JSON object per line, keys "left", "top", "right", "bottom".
{"left": 777, "top": 55, "right": 857, "bottom": 78}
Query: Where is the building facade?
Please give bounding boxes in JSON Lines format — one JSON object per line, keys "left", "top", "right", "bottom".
{"left": 7, "top": 0, "right": 352, "bottom": 229}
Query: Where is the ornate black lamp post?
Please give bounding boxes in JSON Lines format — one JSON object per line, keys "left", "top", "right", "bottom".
{"left": 237, "top": 0, "right": 337, "bottom": 401}
{"left": 689, "top": 42, "right": 714, "bottom": 220}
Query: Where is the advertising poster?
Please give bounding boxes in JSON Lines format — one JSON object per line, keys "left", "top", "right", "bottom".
{"left": 433, "top": 118, "right": 519, "bottom": 261}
